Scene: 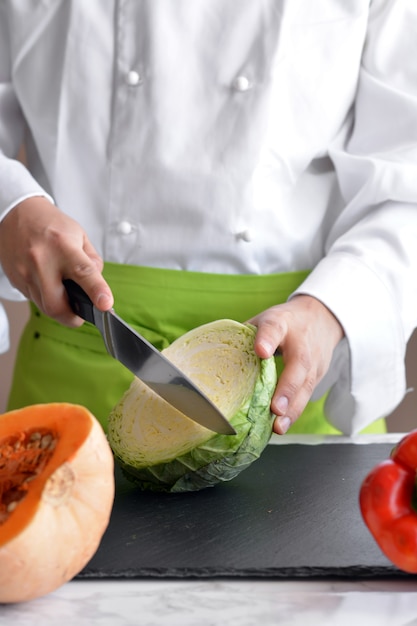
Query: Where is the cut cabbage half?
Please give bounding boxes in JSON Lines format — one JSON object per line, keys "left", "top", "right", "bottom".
{"left": 108, "top": 319, "right": 277, "bottom": 492}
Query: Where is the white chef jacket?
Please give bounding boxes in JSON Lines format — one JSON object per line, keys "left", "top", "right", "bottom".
{"left": 0, "top": 0, "right": 417, "bottom": 434}
{"left": 0, "top": 302, "right": 8, "bottom": 353}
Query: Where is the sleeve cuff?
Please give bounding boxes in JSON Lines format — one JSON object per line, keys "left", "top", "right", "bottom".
{"left": 291, "top": 252, "right": 406, "bottom": 434}
{"left": 0, "top": 157, "right": 54, "bottom": 222}
{"left": 0, "top": 302, "right": 10, "bottom": 354}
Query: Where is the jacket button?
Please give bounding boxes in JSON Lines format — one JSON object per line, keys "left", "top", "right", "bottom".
{"left": 232, "top": 75, "right": 251, "bottom": 92}
{"left": 116, "top": 220, "right": 134, "bottom": 235}
{"left": 126, "top": 70, "right": 141, "bottom": 86}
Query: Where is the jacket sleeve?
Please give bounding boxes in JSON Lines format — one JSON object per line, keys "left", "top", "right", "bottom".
{"left": 293, "top": 0, "right": 417, "bottom": 434}
{"left": 0, "top": 3, "right": 52, "bottom": 302}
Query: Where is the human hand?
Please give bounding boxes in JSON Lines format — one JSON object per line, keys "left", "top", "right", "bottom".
{"left": 248, "top": 295, "right": 344, "bottom": 434}
{"left": 0, "top": 197, "right": 113, "bottom": 326}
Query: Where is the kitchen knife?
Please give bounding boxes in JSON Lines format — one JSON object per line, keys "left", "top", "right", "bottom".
{"left": 63, "top": 279, "right": 236, "bottom": 435}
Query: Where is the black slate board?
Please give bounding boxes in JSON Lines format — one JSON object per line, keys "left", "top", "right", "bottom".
{"left": 77, "top": 443, "right": 415, "bottom": 580}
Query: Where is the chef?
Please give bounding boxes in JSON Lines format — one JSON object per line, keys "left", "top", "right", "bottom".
{"left": 0, "top": 0, "right": 416, "bottom": 435}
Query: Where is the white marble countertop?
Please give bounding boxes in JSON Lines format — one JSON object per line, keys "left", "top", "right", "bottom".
{"left": 2, "top": 434, "right": 417, "bottom": 626}
{"left": 2, "top": 578, "right": 417, "bottom": 626}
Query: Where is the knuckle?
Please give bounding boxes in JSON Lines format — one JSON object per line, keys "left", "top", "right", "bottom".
{"left": 44, "top": 225, "right": 71, "bottom": 250}
{"left": 280, "top": 379, "right": 300, "bottom": 399}
{"left": 72, "top": 262, "right": 97, "bottom": 280}
{"left": 303, "top": 374, "right": 316, "bottom": 396}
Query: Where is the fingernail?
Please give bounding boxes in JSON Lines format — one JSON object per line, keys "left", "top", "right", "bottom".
{"left": 277, "top": 416, "right": 291, "bottom": 434}
{"left": 275, "top": 396, "right": 289, "bottom": 414}
{"left": 96, "top": 293, "right": 112, "bottom": 310}
{"left": 260, "top": 339, "right": 272, "bottom": 350}
{"left": 257, "top": 339, "right": 274, "bottom": 357}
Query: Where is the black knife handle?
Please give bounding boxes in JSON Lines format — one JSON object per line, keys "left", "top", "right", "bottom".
{"left": 63, "top": 279, "right": 96, "bottom": 324}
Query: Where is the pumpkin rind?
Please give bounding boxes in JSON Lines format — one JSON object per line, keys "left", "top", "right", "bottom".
{"left": 0, "top": 403, "right": 114, "bottom": 604}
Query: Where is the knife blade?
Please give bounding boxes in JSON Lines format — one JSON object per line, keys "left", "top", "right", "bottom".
{"left": 63, "top": 279, "right": 236, "bottom": 435}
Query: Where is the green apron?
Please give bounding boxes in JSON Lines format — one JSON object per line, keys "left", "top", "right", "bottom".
{"left": 7, "top": 262, "right": 385, "bottom": 434}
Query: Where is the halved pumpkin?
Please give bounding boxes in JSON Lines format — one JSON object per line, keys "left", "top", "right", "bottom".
{"left": 0, "top": 403, "right": 115, "bottom": 604}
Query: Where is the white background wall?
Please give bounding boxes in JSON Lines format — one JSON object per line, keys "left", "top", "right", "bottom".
{"left": 1, "top": 297, "right": 416, "bottom": 432}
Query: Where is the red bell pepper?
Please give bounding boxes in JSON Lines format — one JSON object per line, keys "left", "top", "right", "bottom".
{"left": 359, "top": 430, "right": 417, "bottom": 573}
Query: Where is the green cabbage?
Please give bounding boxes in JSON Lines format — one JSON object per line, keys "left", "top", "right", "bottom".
{"left": 107, "top": 320, "right": 277, "bottom": 492}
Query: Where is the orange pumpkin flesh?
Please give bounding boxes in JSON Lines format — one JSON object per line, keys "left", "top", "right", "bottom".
{"left": 0, "top": 403, "right": 115, "bottom": 604}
